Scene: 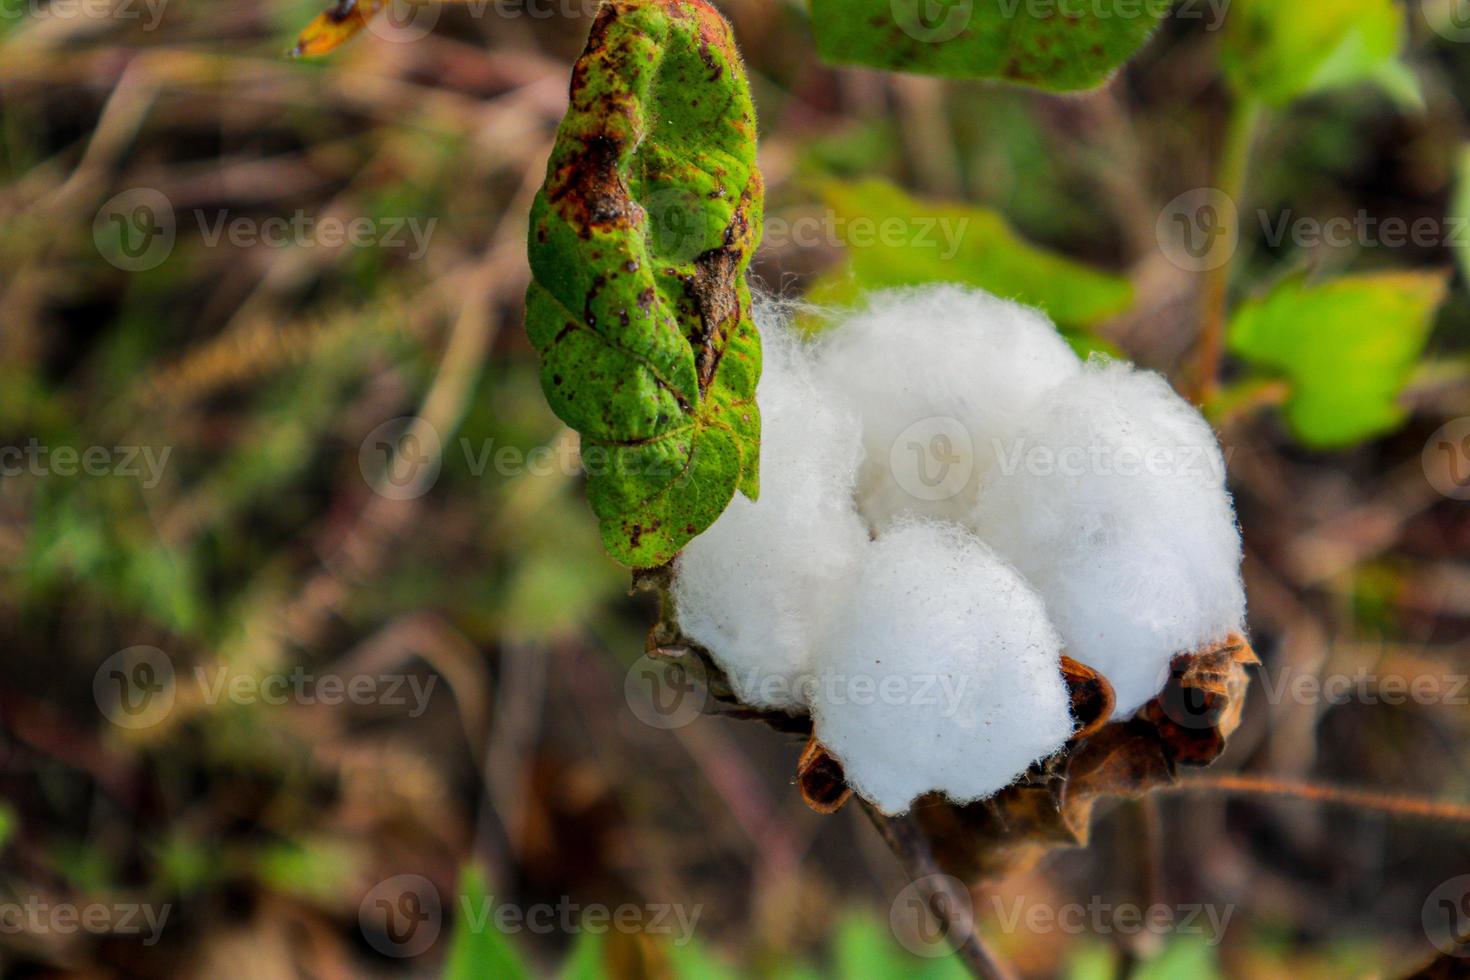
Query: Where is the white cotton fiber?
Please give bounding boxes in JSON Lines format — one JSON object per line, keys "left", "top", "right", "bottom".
{"left": 672, "top": 308, "right": 869, "bottom": 711}
{"left": 811, "top": 285, "right": 1081, "bottom": 533}
{"left": 670, "top": 284, "right": 1249, "bottom": 813}
{"left": 971, "top": 358, "right": 1246, "bottom": 715}
{"left": 811, "top": 521, "right": 1075, "bottom": 815}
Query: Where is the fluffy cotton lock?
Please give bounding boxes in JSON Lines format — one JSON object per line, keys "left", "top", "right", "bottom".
{"left": 669, "top": 284, "right": 1246, "bottom": 813}
{"left": 972, "top": 359, "right": 1247, "bottom": 714}
{"left": 811, "top": 284, "right": 1082, "bottom": 533}
{"left": 811, "top": 521, "right": 1074, "bottom": 815}
{"left": 672, "top": 311, "right": 869, "bottom": 711}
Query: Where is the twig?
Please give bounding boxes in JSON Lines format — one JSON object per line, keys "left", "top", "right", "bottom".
{"left": 1191, "top": 98, "right": 1262, "bottom": 404}
{"left": 1168, "top": 773, "right": 1470, "bottom": 824}
{"left": 860, "top": 801, "right": 1018, "bottom": 980}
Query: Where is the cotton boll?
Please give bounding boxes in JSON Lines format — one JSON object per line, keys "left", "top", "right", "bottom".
{"left": 811, "top": 285, "right": 1082, "bottom": 533}
{"left": 972, "top": 358, "right": 1246, "bottom": 715}
{"left": 673, "top": 311, "right": 869, "bottom": 712}
{"left": 811, "top": 520, "right": 1074, "bottom": 815}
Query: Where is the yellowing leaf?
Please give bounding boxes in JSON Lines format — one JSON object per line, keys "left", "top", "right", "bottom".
{"left": 292, "top": 0, "right": 388, "bottom": 58}
{"left": 1227, "top": 271, "right": 1448, "bottom": 448}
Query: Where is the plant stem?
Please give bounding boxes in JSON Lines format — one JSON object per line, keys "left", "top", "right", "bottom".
{"left": 1191, "top": 98, "right": 1262, "bottom": 405}
{"left": 860, "top": 802, "right": 1017, "bottom": 980}
{"left": 1170, "top": 773, "right": 1470, "bottom": 824}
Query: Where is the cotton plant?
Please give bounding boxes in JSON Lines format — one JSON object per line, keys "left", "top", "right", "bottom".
{"left": 515, "top": 0, "right": 1253, "bottom": 829}
{"left": 673, "top": 284, "right": 1247, "bottom": 814}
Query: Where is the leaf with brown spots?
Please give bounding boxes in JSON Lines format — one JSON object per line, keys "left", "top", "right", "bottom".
{"left": 526, "top": 0, "right": 765, "bottom": 568}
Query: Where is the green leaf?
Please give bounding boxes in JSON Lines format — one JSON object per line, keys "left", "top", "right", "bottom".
{"left": 1227, "top": 270, "right": 1448, "bottom": 447}
{"left": 805, "top": 179, "right": 1132, "bottom": 331}
{"left": 1221, "top": 0, "right": 1408, "bottom": 107}
{"left": 667, "top": 940, "right": 741, "bottom": 980}
{"left": 1131, "top": 937, "right": 1225, "bottom": 980}
{"left": 443, "top": 866, "right": 531, "bottom": 980}
{"left": 525, "top": 0, "right": 765, "bottom": 568}
{"left": 808, "top": 0, "right": 1169, "bottom": 91}
{"left": 557, "top": 932, "right": 607, "bottom": 980}
{"left": 834, "top": 911, "right": 970, "bottom": 980}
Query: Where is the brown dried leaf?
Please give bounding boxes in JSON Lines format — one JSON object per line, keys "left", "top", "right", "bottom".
{"left": 911, "top": 634, "right": 1254, "bottom": 884}
{"left": 796, "top": 737, "right": 852, "bottom": 814}
{"left": 292, "top": 0, "right": 387, "bottom": 58}
{"left": 1142, "top": 632, "right": 1258, "bottom": 766}
{"left": 1062, "top": 655, "right": 1115, "bottom": 743}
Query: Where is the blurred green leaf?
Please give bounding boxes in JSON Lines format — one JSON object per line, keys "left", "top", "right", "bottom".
{"left": 1222, "top": 0, "right": 1407, "bottom": 107}
{"left": 1132, "top": 937, "right": 1226, "bottom": 980}
{"left": 1227, "top": 270, "right": 1448, "bottom": 447}
{"left": 253, "top": 838, "right": 358, "bottom": 903}
{"left": 1452, "top": 145, "right": 1470, "bottom": 286}
{"left": 835, "top": 911, "right": 970, "bottom": 980}
{"left": 558, "top": 932, "right": 607, "bottom": 980}
{"left": 808, "top": 0, "right": 1167, "bottom": 91}
{"left": 1064, "top": 942, "right": 1118, "bottom": 980}
{"left": 525, "top": 0, "right": 764, "bottom": 568}
{"left": 444, "top": 865, "right": 532, "bottom": 980}
{"left": 807, "top": 179, "right": 1132, "bottom": 331}
{"left": 667, "top": 940, "right": 741, "bottom": 980}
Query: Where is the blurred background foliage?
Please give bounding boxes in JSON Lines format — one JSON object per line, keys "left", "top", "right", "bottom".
{"left": 1, "top": 0, "right": 1469, "bottom": 976}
